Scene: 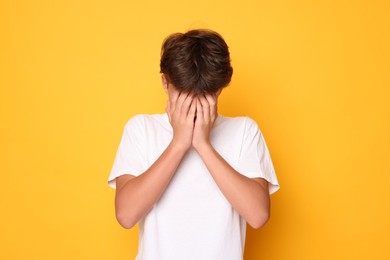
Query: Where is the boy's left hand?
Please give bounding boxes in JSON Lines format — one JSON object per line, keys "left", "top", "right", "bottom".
{"left": 192, "top": 93, "right": 218, "bottom": 151}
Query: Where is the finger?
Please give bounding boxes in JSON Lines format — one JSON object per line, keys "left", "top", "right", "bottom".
{"left": 198, "top": 95, "right": 210, "bottom": 122}
{"left": 176, "top": 92, "right": 189, "bottom": 114}
{"left": 188, "top": 97, "right": 197, "bottom": 122}
{"left": 196, "top": 98, "right": 204, "bottom": 123}
{"left": 182, "top": 93, "right": 194, "bottom": 116}
{"left": 170, "top": 89, "right": 180, "bottom": 113}
{"left": 205, "top": 94, "right": 217, "bottom": 121}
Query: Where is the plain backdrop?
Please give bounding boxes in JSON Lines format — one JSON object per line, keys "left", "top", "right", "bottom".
{"left": 1, "top": 0, "right": 389, "bottom": 259}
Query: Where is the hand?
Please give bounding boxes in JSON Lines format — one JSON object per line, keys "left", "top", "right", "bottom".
{"left": 166, "top": 91, "right": 196, "bottom": 151}
{"left": 192, "top": 94, "right": 218, "bottom": 151}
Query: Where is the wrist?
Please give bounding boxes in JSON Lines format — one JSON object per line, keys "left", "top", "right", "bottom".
{"left": 193, "top": 141, "right": 213, "bottom": 154}
{"left": 170, "top": 138, "right": 191, "bottom": 154}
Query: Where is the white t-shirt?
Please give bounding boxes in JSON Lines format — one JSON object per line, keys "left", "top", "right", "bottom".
{"left": 107, "top": 113, "right": 280, "bottom": 260}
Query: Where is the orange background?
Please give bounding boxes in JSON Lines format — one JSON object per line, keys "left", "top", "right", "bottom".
{"left": 1, "top": 0, "right": 389, "bottom": 259}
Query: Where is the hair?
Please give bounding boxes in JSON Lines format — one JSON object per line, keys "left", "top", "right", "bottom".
{"left": 160, "top": 29, "right": 233, "bottom": 95}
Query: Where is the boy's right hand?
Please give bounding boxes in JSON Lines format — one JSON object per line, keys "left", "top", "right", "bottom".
{"left": 166, "top": 91, "right": 196, "bottom": 152}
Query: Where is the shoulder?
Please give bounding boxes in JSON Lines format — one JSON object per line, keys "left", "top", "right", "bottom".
{"left": 244, "top": 116, "right": 261, "bottom": 131}
{"left": 124, "top": 114, "right": 146, "bottom": 130}
{"left": 124, "top": 113, "right": 167, "bottom": 131}
{"left": 218, "top": 115, "right": 263, "bottom": 141}
{"left": 218, "top": 114, "right": 259, "bottom": 129}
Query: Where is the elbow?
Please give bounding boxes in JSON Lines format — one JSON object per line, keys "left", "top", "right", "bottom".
{"left": 116, "top": 211, "right": 137, "bottom": 229}
{"left": 248, "top": 211, "right": 270, "bottom": 230}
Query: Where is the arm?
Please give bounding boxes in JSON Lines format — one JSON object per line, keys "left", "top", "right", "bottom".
{"left": 195, "top": 144, "right": 270, "bottom": 229}
{"left": 193, "top": 95, "right": 270, "bottom": 229}
{"left": 115, "top": 91, "right": 196, "bottom": 229}
{"left": 115, "top": 143, "right": 187, "bottom": 229}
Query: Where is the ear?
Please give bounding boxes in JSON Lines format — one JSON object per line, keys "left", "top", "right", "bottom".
{"left": 161, "top": 74, "right": 168, "bottom": 94}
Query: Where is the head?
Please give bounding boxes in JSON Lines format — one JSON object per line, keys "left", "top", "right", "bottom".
{"left": 160, "top": 29, "right": 233, "bottom": 98}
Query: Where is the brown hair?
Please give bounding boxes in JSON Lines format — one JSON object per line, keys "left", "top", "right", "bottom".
{"left": 160, "top": 29, "right": 233, "bottom": 95}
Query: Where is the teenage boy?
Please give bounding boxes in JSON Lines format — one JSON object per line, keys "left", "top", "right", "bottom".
{"left": 107, "top": 29, "right": 280, "bottom": 260}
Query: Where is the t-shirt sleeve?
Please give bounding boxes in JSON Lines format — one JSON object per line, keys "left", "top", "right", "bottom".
{"left": 107, "top": 115, "right": 147, "bottom": 189}
{"left": 236, "top": 117, "right": 280, "bottom": 195}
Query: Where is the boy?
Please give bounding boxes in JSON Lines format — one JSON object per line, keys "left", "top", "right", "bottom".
{"left": 107, "top": 29, "right": 280, "bottom": 260}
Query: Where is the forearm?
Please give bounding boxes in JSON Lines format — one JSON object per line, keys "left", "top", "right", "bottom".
{"left": 196, "top": 143, "right": 270, "bottom": 229}
{"left": 115, "top": 142, "right": 187, "bottom": 228}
